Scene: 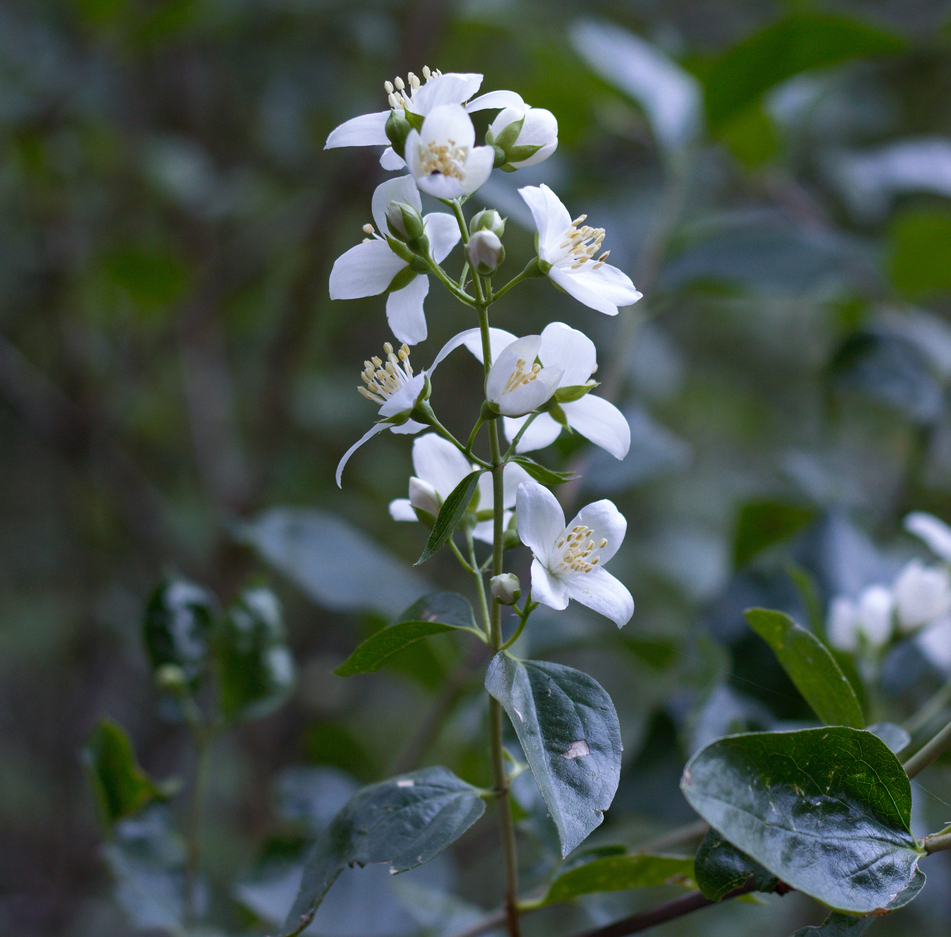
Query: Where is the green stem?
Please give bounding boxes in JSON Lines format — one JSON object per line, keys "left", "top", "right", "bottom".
{"left": 503, "top": 411, "right": 542, "bottom": 460}
{"left": 903, "top": 716, "right": 951, "bottom": 778}
{"left": 922, "top": 828, "right": 951, "bottom": 854}
{"left": 499, "top": 595, "right": 535, "bottom": 652}
{"left": 491, "top": 258, "right": 544, "bottom": 303}
{"left": 422, "top": 254, "right": 476, "bottom": 305}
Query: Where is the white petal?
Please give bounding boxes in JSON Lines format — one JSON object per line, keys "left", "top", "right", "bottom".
{"left": 905, "top": 511, "right": 951, "bottom": 563}
{"left": 416, "top": 173, "right": 467, "bottom": 200}
{"left": 431, "top": 327, "right": 483, "bottom": 373}
{"left": 515, "top": 479, "right": 565, "bottom": 563}
{"left": 918, "top": 618, "right": 951, "bottom": 670}
{"left": 486, "top": 335, "right": 542, "bottom": 404}
{"left": 467, "top": 90, "right": 524, "bottom": 112}
{"left": 464, "top": 327, "right": 518, "bottom": 366}
{"left": 538, "top": 322, "right": 596, "bottom": 384}
{"left": 519, "top": 184, "right": 572, "bottom": 258}
{"left": 371, "top": 175, "right": 421, "bottom": 233}
{"left": 459, "top": 145, "right": 495, "bottom": 195}
{"left": 508, "top": 108, "right": 558, "bottom": 167}
{"left": 827, "top": 597, "right": 860, "bottom": 651}
{"left": 330, "top": 239, "right": 408, "bottom": 299}
{"left": 530, "top": 557, "right": 570, "bottom": 610}
{"left": 336, "top": 423, "right": 387, "bottom": 487}
{"left": 391, "top": 419, "right": 425, "bottom": 435}
{"left": 411, "top": 434, "right": 471, "bottom": 497}
{"left": 379, "top": 372, "right": 426, "bottom": 418}
{"left": 380, "top": 147, "right": 406, "bottom": 171}
{"left": 412, "top": 73, "right": 483, "bottom": 113}
{"left": 504, "top": 412, "right": 562, "bottom": 453}
{"left": 389, "top": 498, "right": 417, "bottom": 522}
{"left": 423, "top": 211, "right": 462, "bottom": 264}
{"left": 325, "top": 111, "right": 390, "bottom": 149}
{"left": 570, "top": 499, "right": 627, "bottom": 565}
{"left": 565, "top": 567, "right": 634, "bottom": 627}
{"left": 498, "top": 380, "right": 555, "bottom": 417}
{"left": 500, "top": 461, "right": 533, "bottom": 510}
{"left": 548, "top": 262, "right": 641, "bottom": 316}
{"left": 419, "top": 103, "right": 476, "bottom": 149}
{"left": 563, "top": 395, "right": 631, "bottom": 459}
{"left": 386, "top": 276, "right": 430, "bottom": 345}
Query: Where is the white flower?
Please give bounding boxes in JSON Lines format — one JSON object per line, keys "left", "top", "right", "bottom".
{"left": 446, "top": 322, "right": 631, "bottom": 459}
{"left": 904, "top": 511, "right": 951, "bottom": 564}
{"left": 826, "top": 585, "right": 894, "bottom": 652}
{"left": 404, "top": 104, "right": 495, "bottom": 200}
{"left": 335, "top": 341, "right": 428, "bottom": 487}
{"left": 329, "top": 176, "right": 460, "bottom": 344}
{"left": 389, "top": 434, "right": 531, "bottom": 543}
{"left": 520, "top": 184, "right": 642, "bottom": 316}
{"left": 892, "top": 559, "right": 951, "bottom": 632}
{"left": 487, "top": 104, "right": 558, "bottom": 169}
{"left": 917, "top": 618, "right": 951, "bottom": 671}
{"left": 516, "top": 479, "right": 633, "bottom": 627}
{"left": 466, "top": 229, "right": 504, "bottom": 275}
{"left": 485, "top": 334, "right": 563, "bottom": 417}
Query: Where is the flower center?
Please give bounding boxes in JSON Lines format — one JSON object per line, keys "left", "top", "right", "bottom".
{"left": 358, "top": 342, "right": 415, "bottom": 404}
{"left": 384, "top": 67, "right": 441, "bottom": 113}
{"left": 502, "top": 358, "right": 542, "bottom": 395}
{"left": 415, "top": 136, "right": 467, "bottom": 181}
{"left": 553, "top": 525, "right": 609, "bottom": 575}
{"left": 558, "top": 214, "right": 611, "bottom": 270}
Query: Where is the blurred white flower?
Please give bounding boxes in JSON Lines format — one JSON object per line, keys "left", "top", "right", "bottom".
{"left": 905, "top": 511, "right": 951, "bottom": 564}
{"left": 892, "top": 559, "right": 951, "bottom": 632}
{"left": 520, "top": 184, "right": 642, "bottom": 316}
{"left": 329, "top": 176, "right": 460, "bottom": 345}
{"left": 826, "top": 584, "right": 894, "bottom": 652}
{"left": 516, "top": 479, "right": 633, "bottom": 627}
{"left": 917, "top": 618, "right": 951, "bottom": 671}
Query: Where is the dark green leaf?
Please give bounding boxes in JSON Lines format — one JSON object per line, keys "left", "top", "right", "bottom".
{"left": 281, "top": 767, "right": 486, "bottom": 934}
{"left": 415, "top": 470, "right": 482, "bottom": 565}
{"left": 334, "top": 592, "right": 481, "bottom": 676}
{"left": 692, "top": 11, "right": 905, "bottom": 131}
{"left": 485, "top": 654, "right": 622, "bottom": 856}
{"left": 217, "top": 586, "right": 295, "bottom": 722}
{"left": 745, "top": 608, "right": 864, "bottom": 728}
{"left": 681, "top": 727, "right": 924, "bottom": 913}
{"left": 733, "top": 501, "right": 816, "bottom": 569}
{"left": 512, "top": 456, "right": 575, "bottom": 486}
{"left": 542, "top": 854, "right": 694, "bottom": 905}
{"left": 83, "top": 718, "right": 166, "bottom": 826}
{"left": 791, "top": 911, "right": 877, "bottom": 936}
{"left": 694, "top": 828, "right": 777, "bottom": 901}
{"left": 143, "top": 576, "right": 216, "bottom": 686}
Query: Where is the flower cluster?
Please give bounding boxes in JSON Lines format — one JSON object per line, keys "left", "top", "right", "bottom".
{"left": 327, "top": 68, "right": 641, "bottom": 629}
{"left": 826, "top": 511, "right": 951, "bottom": 670}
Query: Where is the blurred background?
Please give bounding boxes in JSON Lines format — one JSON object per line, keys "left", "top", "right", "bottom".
{"left": 6, "top": 0, "right": 951, "bottom": 934}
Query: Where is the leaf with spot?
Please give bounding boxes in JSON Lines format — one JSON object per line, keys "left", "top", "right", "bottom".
{"left": 745, "top": 608, "right": 864, "bottom": 728}
{"left": 681, "top": 727, "right": 925, "bottom": 914}
{"left": 540, "top": 853, "right": 694, "bottom": 905}
{"left": 485, "top": 653, "right": 622, "bottom": 856}
{"left": 280, "top": 767, "right": 486, "bottom": 936}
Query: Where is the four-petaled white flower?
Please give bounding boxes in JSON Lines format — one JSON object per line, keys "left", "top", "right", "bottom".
{"left": 521, "top": 184, "right": 642, "bottom": 316}
{"left": 335, "top": 341, "right": 428, "bottom": 487}
{"left": 329, "top": 175, "right": 460, "bottom": 345}
{"left": 390, "top": 434, "right": 531, "bottom": 543}
{"left": 404, "top": 104, "right": 495, "bottom": 200}
{"left": 516, "top": 479, "right": 633, "bottom": 627}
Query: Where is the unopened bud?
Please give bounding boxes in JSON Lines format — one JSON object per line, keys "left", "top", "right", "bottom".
{"left": 155, "top": 663, "right": 189, "bottom": 695}
{"left": 491, "top": 573, "right": 521, "bottom": 605}
{"left": 466, "top": 229, "right": 505, "bottom": 276}
{"left": 386, "top": 200, "right": 426, "bottom": 242}
{"left": 487, "top": 106, "right": 558, "bottom": 171}
{"left": 385, "top": 110, "right": 411, "bottom": 160}
{"left": 409, "top": 476, "right": 441, "bottom": 522}
{"left": 469, "top": 209, "right": 506, "bottom": 238}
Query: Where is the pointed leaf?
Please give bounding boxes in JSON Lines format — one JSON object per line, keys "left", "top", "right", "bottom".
{"left": 542, "top": 853, "right": 694, "bottom": 905}
{"left": 681, "top": 727, "right": 924, "bottom": 914}
{"left": 83, "top": 718, "right": 167, "bottom": 826}
{"left": 281, "top": 767, "right": 486, "bottom": 934}
{"left": 415, "top": 470, "right": 483, "bottom": 565}
{"left": 485, "top": 654, "right": 622, "bottom": 856}
{"left": 217, "top": 586, "right": 295, "bottom": 722}
{"left": 512, "top": 456, "right": 576, "bottom": 486}
{"left": 143, "top": 576, "right": 216, "bottom": 686}
{"left": 745, "top": 608, "right": 864, "bottom": 728}
{"left": 694, "top": 828, "right": 777, "bottom": 901}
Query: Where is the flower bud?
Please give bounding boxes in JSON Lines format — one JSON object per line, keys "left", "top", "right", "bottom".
{"left": 385, "top": 109, "right": 411, "bottom": 160}
{"left": 385, "top": 200, "right": 426, "bottom": 242}
{"left": 466, "top": 229, "right": 505, "bottom": 276}
{"left": 155, "top": 663, "right": 189, "bottom": 695}
{"left": 469, "top": 209, "right": 506, "bottom": 238}
{"left": 491, "top": 573, "right": 521, "bottom": 605}
{"left": 486, "top": 106, "right": 558, "bottom": 171}
{"left": 408, "top": 476, "right": 441, "bottom": 521}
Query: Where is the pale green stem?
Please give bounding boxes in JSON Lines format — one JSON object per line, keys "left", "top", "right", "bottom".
{"left": 923, "top": 830, "right": 951, "bottom": 854}
{"left": 491, "top": 258, "right": 544, "bottom": 303}
{"left": 903, "top": 716, "right": 951, "bottom": 778}
{"left": 502, "top": 411, "right": 543, "bottom": 460}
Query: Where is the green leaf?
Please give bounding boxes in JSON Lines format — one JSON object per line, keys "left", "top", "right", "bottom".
{"left": 217, "top": 586, "right": 295, "bottom": 722}
{"left": 512, "top": 456, "right": 576, "bottom": 486}
{"left": 415, "top": 470, "right": 482, "bottom": 565}
{"left": 692, "top": 11, "right": 905, "bottom": 131}
{"left": 791, "top": 911, "right": 877, "bottom": 936}
{"left": 681, "top": 727, "right": 924, "bottom": 914}
{"left": 281, "top": 767, "right": 486, "bottom": 934}
{"left": 83, "top": 718, "right": 166, "bottom": 826}
{"left": 745, "top": 608, "right": 864, "bottom": 728}
{"left": 733, "top": 501, "right": 816, "bottom": 569}
{"left": 485, "top": 654, "right": 622, "bottom": 856}
{"left": 542, "top": 853, "right": 694, "bottom": 905}
{"left": 143, "top": 576, "right": 216, "bottom": 686}
{"left": 694, "top": 828, "right": 777, "bottom": 901}
{"left": 889, "top": 208, "right": 951, "bottom": 298}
